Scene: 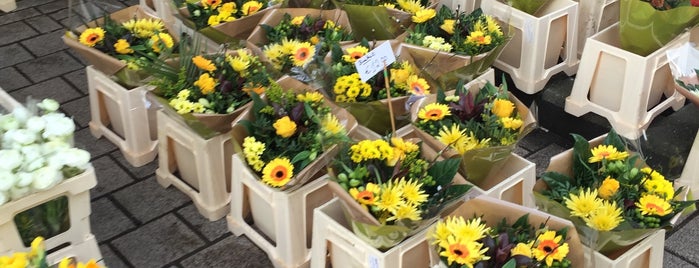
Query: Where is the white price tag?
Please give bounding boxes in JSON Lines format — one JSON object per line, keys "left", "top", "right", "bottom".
{"left": 368, "top": 255, "right": 379, "bottom": 268}
{"left": 355, "top": 41, "right": 397, "bottom": 82}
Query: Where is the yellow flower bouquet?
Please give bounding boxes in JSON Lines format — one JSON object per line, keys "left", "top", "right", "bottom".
{"left": 534, "top": 130, "right": 695, "bottom": 255}
{"left": 335, "top": 0, "right": 438, "bottom": 40}
{"left": 62, "top": 6, "right": 177, "bottom": 87}
{"left": 230, "top": 77, "right": 357, "bottom": 190}
{"left": 0, "top": 237, "right": 101, "bottom": 268}
{"left": 402, "top": 7, "right": 508, "bottom": 78}
{"left": 326, "top": 134, "right": 472, "bottom": 250}
{"left": 411, "top": 79, "right": 536, "bottom": 187}
{"left": 429, "top": 195, "right": 584, "bottom": 268}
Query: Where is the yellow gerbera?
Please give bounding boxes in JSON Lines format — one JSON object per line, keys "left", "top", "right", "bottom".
{"left": 418, "top": 103, "right": 451, "bottom": 122}
{"left": 598, "top": 176, "right": 620, "bottom": 200}
{"left": 342, "top": 45, "right": 369, "bottom": 63}
{"left": 466, "top": 31, "right": 492, "bottom": 46}
{"left": 192, "top": 55, "right": 217, "bottom": 72}
{"left": 114, "top": 39, "right": 133, "bottom": 54}
{"left": 406, "top": 75, "right": 430, "bottom": 95}
{"left": 220, "top": 2, "right": 237, "bottom": 13}
{"left": 439, "top": 236, "right": 488, "bottom": 266}
{"left": 194, "top": 73, "right": 216, "bottom": 95}
{"left": 565, "top": 188, "right": 603, "bottom": 218}
{"left": 291, "top": 42, "right": 315, "bottom": 67}
{"left": 349, "top": 183, "right": 380, "bottom": 206}
{"left": 150, "top": 32, "right": 174, "bottom": 53}
{"left": 491, "top": 98, "right": 515, "bottom": 118}
{"left": 79, "top": 28, "right": 105, "bottom": 47}
{"left": 636, "top": 194, "right": 673, "bottom": 216}
{"left": 412, "top": 9, "right": 436, "bottom": 23}
{"left": 532, "top": 231, "right": 569, "bottom": 267}
{"left": 511, "top": 242, "right": 533, "bottom": 258}
{"left": 201, "top": 0, "right": 222, "bottom": 8}
{"left": 440, "top": 19, "right": 456, "bottom": 35}
{"left": 261, "top": 158, "right": 294, "bottom": 187}
{"left": 273, "top": 116, "right": 297, "bottom": 138}
{"left": 588, "top": 144, "right": 629, "bottom": 163}
{"left": 396, "top": 0, "right": 423, "bottom": 14}
{"left": 585, "top": 200, "right": 624, "bottom": 231}
{"left": 241, "top": 1, "right": 263, "bottom": 16}
{"left": 437, "top": 124, "right": 466, "bottom": 146}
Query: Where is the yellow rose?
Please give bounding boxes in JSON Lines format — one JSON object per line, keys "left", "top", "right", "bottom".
{"left": 273, "top": 116, "right": 297, "bottom": 138}
{"left": 598, "top": 176, "right": 620, "bottom": 199}
{"left": 492, "top": 98, "right": 515, "bottom": 118}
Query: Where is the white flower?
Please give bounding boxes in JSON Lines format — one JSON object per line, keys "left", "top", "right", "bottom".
{"left": 15, "top": 172, "right": 34, "bottom": 187}
{"left": 0, "top": 170, "right": 16, "bottom": 191}
{"left": 25, "top": 116, "right": 46, "bottom": 133}
{"left": 42, "top": 140, "right": 70, "bottom": 155}
{"left": 11, "top": 106, "right": 30, "bottom": 125}
{"left": 41, "top": 113, "right": 75, "bottom": 141}
{"left": 0, "top": 191, "right": 7, "bottom": 206}
{"left": 10, "top": 186, "right": 30, "bottom": 200}
{"left": 31, "top": 166, "right": 62, "bottom": 191}
{"left": 20, "top": 144, "right": 43, "bottom": 163}
{"left": 0, "top": 114, "right": 20, "bottom": 131}
{"left": 0, "top": 149, "right": 23, "bottom": 171}
{"left": 24, "top": 157, "right": 46, "bottom": 172}
{"left": 50, "top": 148, "right": 91, "bottom": 170}
{"left": 37, "top": 99, "right": 60, "bottom": 113}
{"left": 4, "top": 129, "right": 38, "bottom": 148}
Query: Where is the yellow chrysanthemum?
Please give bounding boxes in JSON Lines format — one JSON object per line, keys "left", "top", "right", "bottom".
{"left": 297, "top": 92, "right": 324, "bottom": 102}
{"left": 343, "top": 45, "right": 369, "bottom": 63}
{"left": 418, "top": 103, "right": 451, "bottom": 122}
{"left": 406, "top": 75, "right": 430, "bottom": 95}
{"left": 391, "top": 137, "right": 419, "bottom": 154}
{"left": 485, "top": 15, "right": 503, "bottom": 36}
{"left": 588, "top": 144, "right": 630, "bottom": 163}
{"left": 229, "top": 54, "right": 250, "bottom": 73}
{"left": 79, "top": 28, "right": 105, "bottom": 47}
{"left": 324, "top": 20, "right": 336, "bottom": 29}
{"left": 437, "top": 124, "right": 466, "bottom": 146}
{"left": 387, "top": 203, "right": 422, "bottom": 221}
{"left": 263, "top": 43, "right": 286, "bottom": 70}
{"left": 208, "top": 15, "right": 222, "bottom": 26}
{"left": 376, "top": 183, "right": 403, "bottom": 213}
{"left": 194, "top": 73, "right": 217, "bottom": 95}
{"left": 395, "top": 178, "right": 427, "bottom": 206}
{"left": 452, "top": 131, "right": 490, "bottom": 154}
{"left": 585, "top": 200, "right": 624, "bottom": 231}
{"left": 412, "top": 8, "right": 436, "bottom": 23}
{"left": 192, "top": 55, "right": 217, "bottom": 72}
{"left": 396, "top": 0, "right": 423, "bottom": 14}
{"left": 122, "top": 18, "right": 164, "bottom": 38}
{"left": 440, "top": 19, "right": 455, "bottom": 34}
{"left": 641, "top": 167, "right": 666, "bottom": 181}
{"left": 598, "top": 176, "right": 620, "bottom": 200}
{"left": 320, "top": 113, "right": 344, "bottom": 135}
{"left": 150, "top": 32, "right": 173, "bottom": 53}
{"left": 291, "top": 15, "right": 305, "bottom": 25}
{"left": 242, "top": 136, "right": 266, "bottom": 171}
{"left": 114, "top": 39, "right": 134, "bottom": 54}
{"left": 381, "top": 3, "right": 396, "bottom": 8}
{"left": 491, "top": 98, "right": 515, "bottom": 118}
{"left": 291, "top": 42, "right": 315, "bottom": 67}
{"left": 636, "top": 194, "right": 673, "bottom": 216}
{"left": 273, "top": 116, "right": 297, "bottom": 138}
{"left": 532, "top": 231, "right": 569, "bottom": 267}
{"left": 500, "top": 117, "right": 523, "bottom": 130}
{"left": 565, "top": 188, "right": 603, "bottom": 218}
{"left": 643, "top": 178, "right": 675, "bottom": 201}
{"left": 466, "top": 31, "right": 492, "bottom": 46}
{"left": 432, "top": 219, "right": 452, "bottom": 245}
{"left": 261, "top": 158, "right": 294, "bottom": 187}
{"left": 241, "top": 1, "right": 263, "bottom": 16}
{"left": 452, "top": 217, "right": 491, "bottom": 242}
{"left": 439, "top": 236, "right": 488, "bottom": 267}
{"left": 511, "top": 242, "right": 533, "bottom": 258}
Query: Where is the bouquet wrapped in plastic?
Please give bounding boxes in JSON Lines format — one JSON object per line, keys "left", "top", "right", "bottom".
{"left": 620, "top": 0, "right": 699, "bottom": 56}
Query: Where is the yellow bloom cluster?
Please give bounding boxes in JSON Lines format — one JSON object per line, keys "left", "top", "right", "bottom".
{"left": 242, "top": 136, "right": 266, "bottom": 171}
{"left": 349, "top": 178, "right": 427, "bottom": 223}
{"left": 296, "top": 91, "right": 324, "bottom": 103}
{"left": 169, "top": 89, "right": 206, "bottom": 114}
{"left": 465, "top": 16, "right": 503, "bottom": 47}
{"left": 263, "top": 39, "right": 316, "bottom": 71}
{"left": 431, "top": 216, "right": 491, "bottom": 266}
{"left": 122, "top": 18, "right": 165, "bottom": 38}
{"left": 350, "top": 139, "right": 395, "bottom": 163}
{"left": 1, "top": 237, "right": 101, "bottom": 268}
{"left": 641, "top": 167, "right": 674, "bottom": 200}
{"left": 437, "top": 124, "right": 490, "bottom": 154}
{"left": 422, "top": 35, "right": 453, "bottom": 52}
{"left": 396, "top": 0, "right": 436, "bottom": 23}
{"left": 333, "top": 73, "right": 372, "bottom": 102}
{"left": 565, "top": 188, "right": 624, "bottom": 231}
{"left": 206, "top": 2, "right": 237, "bottom": 26}
{"left": 320, "top": 113, "right": 345, "bottom": 135}
{"left": 150, "top": 32, "right": 174, "bottom": 53}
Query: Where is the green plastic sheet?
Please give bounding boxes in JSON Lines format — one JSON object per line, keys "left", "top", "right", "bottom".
{"left": 506, "top": 0, "right": 551, "bottom": 15}
{"left": 620, "top": 0, "right": 699, "bottom": 56}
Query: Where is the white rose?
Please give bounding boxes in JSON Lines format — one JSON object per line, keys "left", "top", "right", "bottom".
{"left": 24, "top": 157, "right": 46, "bottom": 172}
{"left": 42, "top": 140, "right": 70, "bottom": 155}
{"left": 10, "top": 186, "right": 30, "bottom": 200}
{"left": 0, "top": 149, "right": 23, "bottom": 171}
{"left": 15, "top": 172, "right": 34, "bottom": 187}
{"left": 25, "top": 116, "right": 46, "bottom": 133}
{"left": 52, "top": 148, "right": 91, "bottom": 170}
{"left": 4, "top": 129, "right": 38, "bottom": 147}
{"left": 0, "top": 114, "right": 20, "bottom": 131}
{"left": 41, "top": 114, "right": 75, "bottom": 141}
{"left": 37, "top": 99, "right": 60, "bottom": 113}
{"left": 31, "top": 166, "right": 62, "bottom": 191}
{"left": 11, "top": 106, "right": 30, "bottom": 125}
{"left": 0, "top": 170, "right": 16, "bottom": 191}
{"left": 20, "top": 144, "right": 43, "bottom": 163}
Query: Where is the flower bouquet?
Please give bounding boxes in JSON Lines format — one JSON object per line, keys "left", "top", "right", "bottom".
{"left": 62, "top": 6, "right": 177, "bottom": 87}
{"left": 333, "top": 0, "right": 438, "bottom": 40}
{"left": 668, "top": 42, "right": 699, "bottom": 108}
{"left": 534, "top": 130, "right": 695, "bottom": 255}
{"left": 499, "top": 0, "right": 552, "bottom": 15}
{"left": 246, "top": 8, "right": 354, "bottom": 76}
{"left": 0, "top": 99, "right": 92, "bottom": 246}
{"left": 402, "top": 7, "right": 508, "bottom": 78}
{"left": 411, "top": 78, "right": 536, "bottom": 187}
{"left": 429, "top": 195, "right": 584, "bottom": 267}
{"left": 230, "top": 77, "right": 357, "bottom": 190}
{"left": 326, "top": 134, "right": 472, "bottom": 250}
{"left": 174, "top": 0, "right": 276, "bottom": 43}
{"left": 0, "top": 237, "right": 101, "bottom": 268}
{"left": 620, "top": 0, "right": 699, "bottom": 56}
{"left": 144, "top": 37, "right": 273, "bottom": 135}
{"left": 321, "top": 40, "right": 431, "bottom": 135}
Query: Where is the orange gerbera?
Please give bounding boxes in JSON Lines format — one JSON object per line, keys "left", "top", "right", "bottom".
{"left": 201, "top": 0, "right": 222, "bottom": 8}
{"left": 291, "top": 42, "right": 315, "bottom": 67}
{"left": 79, "top": 28, "right": 105, "bottom": 47}
{"left": 418, "top": 103, "right": 451, "bottom": 122}
{"left": 406, "top": 75, "right": 429, "bottom": 95}
{"left": 342, "top": 45, "right": 368, "bottom": 63}
{"left": 261, "top": 158, "right": 294, "bottom": 187}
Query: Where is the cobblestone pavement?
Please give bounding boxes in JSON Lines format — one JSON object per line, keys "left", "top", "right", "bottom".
{"left": 2, "top": 0, "right": 699, "bottom": 266}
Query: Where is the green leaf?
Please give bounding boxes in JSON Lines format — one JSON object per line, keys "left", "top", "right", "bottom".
{"left": 502, "top": 258, "right": 517, "bottom": 268}
{"left": 428, "top": 158, "right": 461, "bottom": 186}
{"left": 291, "top": 151, "right": 312, "bottom": 164}
{"left": 604, "top": 129, "right": 626, "bottom": 152}
{"left": 571, "top": 134, "right": 594, "bottom": 186}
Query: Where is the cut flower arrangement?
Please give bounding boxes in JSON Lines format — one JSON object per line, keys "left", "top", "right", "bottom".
{"left": 412, "top": 79, "right": 534, "bottom": 185}
{"left": 234, "top": 80, "right": 355, "bottom": 190}
{"left": 619, "top": 0, "right": 699, "bottom": 56}
{"left": 0, "top": 237, "right": 101, "bottom": 268}
{"left": 535, "top": 130, "right": 695, "bottom": 254}
{"left": 327, "top": 135, "right": 472, "bottom": 249}
{"left": 177, "top": 0, "right": 270, "bottom": 29}
{"left": 430, "top": 214, "right": 572, "bottom": 268}
{"left": 335, "top": 0, "right": 438, "bottom": 40}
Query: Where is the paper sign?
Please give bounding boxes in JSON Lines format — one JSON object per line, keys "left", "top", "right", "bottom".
{"left": 355, "top": 41, "right": 397, "bottom": 82}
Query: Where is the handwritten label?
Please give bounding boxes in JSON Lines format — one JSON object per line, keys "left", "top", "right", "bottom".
{"left": 355, "top": 41, "right": 397, "bottom": 82}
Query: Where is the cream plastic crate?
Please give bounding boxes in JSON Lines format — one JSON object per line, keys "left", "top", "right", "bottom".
{"left": 310, "top": 198, "right": 433, "bottom": 268}
{"left": 154, "top": 110, "right": 233, "bottom": 221}
{"left": 87, "top": 66, "right": 159, "bottom": 167}
{"left": 575, "top": 0, "right": 619, "bottom": 55}
{"left": 564, "top": 23, "right": 690, "bottom": 140}
{"left": 584, "top": 229, "right": 665, "bottom": 268}
{"left": 0, "top": 0, "right": 16, "bottom": 12}
{"left": 0, "top": 88, "right": 22, "bottom": 112}
{"left": 227, "top": 155, "right": 334, "bottom": 268}
{"left": 480, "top": 0, "right": 579, "bottom": 94}
{"left": 678, "top": 131, "right": 699, "bottom": 193}
{"left": 463, "top": 153, "right": 535, "bottom": 208}
{"left": 0, "top": 167, "right": 101, "bottom": 264}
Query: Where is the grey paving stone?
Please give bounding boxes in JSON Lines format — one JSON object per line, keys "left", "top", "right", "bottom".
{"left": 666, "top": 216, "right": 699, "bottom": 264}
{"left": 176, "top": 204, "right": 229, "bottom": 242}
{"left": 0, "top": 8, "right": 41, "bottom": 26}
{"left": 24, "top": 16, "right": 62, "bottom": 34}
{"left": 0, "top": 67, "right": 31, "bottom": 91}
{"left": 49, "top": 8, "right": 68, "bottom": 20}
{"left": 110, "top": 151, "right": 158, "bottom": 180}
{"left": 73, "top": 127, "right": 119, "bottom": 157}
{"left": 91, "top": 197, "right": 136, "bottom": 241}
{"left": 60, "top": 95, "right": 90, "bottom": 128}
{"left": 16, "top": 0, "right": 56, "bottom": 10}
{"left": 0, "top": 22, "right": 38, "bottom": 46}
{"left": 20, "top": 30, "right": 67, "bottom": 57}
{"left": 111, "top": 214, "right": 206, "bottom": 267}
{"left": 663, "top": 250, "right": 699, "bottom": 268}
{"left": 36, "top": 0, "right": 66, "bottom": 13}
{"left": 112, "top": 177, "right": 191, "bottom": 223}
{"left": 518, "top": 128, "right": 572, "bottom": 153}
{"left": 524, "top": 143, "right": 567, "bottom": 177}
{"left": 9, "top": 77, "right": 82, "bottom": 104}
{"left": 179, "top": 236, "right": 272, "bottom": 268}
{"left": 513, "top": 145, "right": 530, "bottom": 158}
{"left": 15, "top": 51, "right": 83, "bottom": 83}
{"left": 0, "top": 44, "right": 34, "bottom": 69}
{"left": 90, "top": 155, "right": 135, "bottom": 199}
{"left": 99, "top": 244, "right": 130, "bottom": 268}
{"left": 63, "top": 68, "right": 88, "bottom": 94}
{"left": 65, "top": 47, "right": 90, "bottom": 66}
